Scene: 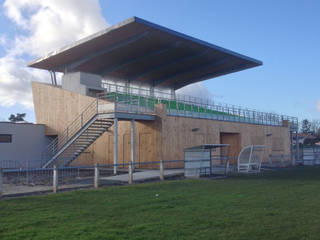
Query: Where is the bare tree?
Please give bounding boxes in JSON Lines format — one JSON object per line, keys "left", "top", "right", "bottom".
{"left": 311, "top": 119, "right": 320, "bottom": 138}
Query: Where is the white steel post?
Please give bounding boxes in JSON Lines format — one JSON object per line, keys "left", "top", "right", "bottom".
{"left": 53, "top": 165, "right": 58, "bottom": 193}
{"left": 94, "top": 164, "right": 99, "bottom": 188}
{"left": 131, "top": 119, "right": 135, "bottom": 172}
{"left": 114, "top": 118, "right": 118, "bottom": 174}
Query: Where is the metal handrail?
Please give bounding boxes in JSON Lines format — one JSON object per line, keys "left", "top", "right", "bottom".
{"left": 101, "top": 82, "right": 298, "bottom": 129}
{"left": 42, "top": 98, "right": 98, "bottom": 164}
{"left": 42, "top": 90, "right": 157, "bottom": 167}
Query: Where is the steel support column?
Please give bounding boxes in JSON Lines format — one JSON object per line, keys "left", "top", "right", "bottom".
{"left": 290, "top": 130, "right": 294, "bottom": 165}
{"left": 114, "top": 118, "right": 118, "bottom": 174}
{"left": 131, "top": 119, "right": 135, "bottom": 171}
{"left": 296, "top": 131, "right": 300, "bottom": 164}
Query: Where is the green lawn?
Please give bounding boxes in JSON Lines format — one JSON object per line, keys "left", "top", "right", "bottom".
{"left": 1, "top": 167, "right": 320, "bottom": 240}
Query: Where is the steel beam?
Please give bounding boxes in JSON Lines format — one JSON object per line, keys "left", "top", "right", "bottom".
{"left": 131, "top": 50, "right": 209, "bottom": 82}
{"left": 154, "top": 57, "right": 230, "bottom": 87}
{"left": 99, "top": 41, "right": 182, "bottom": 76}
{"left": 98, "top": 112, "right": 155, "bottom": 121}
{"left": 174, "top": 62, "right": 250, "bottom": 90}
{"left": 65, "top": 31, "right": 150, "bottom": 72}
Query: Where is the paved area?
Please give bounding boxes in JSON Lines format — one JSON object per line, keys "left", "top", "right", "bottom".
{"left": 2, "top": 183, "right": 91, "bottom": 197}
{"left": 100, "top": 169, "right": 184, "bottom": 182}
{"left": 1, "top": 169, "right": 184, "bottom": 197}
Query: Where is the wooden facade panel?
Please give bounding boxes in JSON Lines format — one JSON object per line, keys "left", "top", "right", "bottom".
{"left": 272, "top": 137, "right": 284, "bottom": 152}
{"left": 122, "top": 133, "right": 131, "bottom": 164}
{"left": 220, "top": 133, "right": 241, "bottom": 164}
{"left": 108, "top": 134, "right": 114, "bottom": 164}
{"left": 161, "top": 114, "right": 290, "bottom": 163}
{"left": 32, "top": 82, "right": 291, "bottom": 166}
{"left": 139, "top": 133, "right": 154, "bottom": 164}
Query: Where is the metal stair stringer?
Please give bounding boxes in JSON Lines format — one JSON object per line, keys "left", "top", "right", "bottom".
{"left": 43, "top": 114, "right": 113, "bottom": 168}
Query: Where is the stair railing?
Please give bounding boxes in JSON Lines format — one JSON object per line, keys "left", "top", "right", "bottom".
{"left": 41, "top": 98, "right": 99, "bottom": 166}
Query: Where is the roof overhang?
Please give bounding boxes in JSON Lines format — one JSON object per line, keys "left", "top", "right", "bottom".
{"left": 28, "top": 16, "right": 262, "bottom": 90}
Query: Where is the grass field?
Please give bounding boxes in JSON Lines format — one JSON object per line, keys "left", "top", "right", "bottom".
{"left": 1, "top": 167, "right": 320, "bottom": 240}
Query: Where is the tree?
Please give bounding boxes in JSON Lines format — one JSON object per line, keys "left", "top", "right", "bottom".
{"left": 310, "top": 119, "right": 320, "bottom": 137}
{"left": 8, "top": 113, "right": 26, "bottom": 122}
{"left": 301, "top": 119, "right": 311, "bottom": 133}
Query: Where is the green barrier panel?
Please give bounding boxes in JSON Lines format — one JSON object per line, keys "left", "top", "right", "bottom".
{"left": 178, "top": 102, "right": 184, "bottom": 110}
{"left": 169, "top": 101, "right": 177, "bottom": 109}
{"left": 103, "top": 91, "right": 239, "bottom": 118}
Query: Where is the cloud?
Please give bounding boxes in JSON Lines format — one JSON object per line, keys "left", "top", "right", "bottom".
{"left": 316, "top": 99, "right": 320, "bottom": 112}
{"left": 0, "top": 35, "right": 7, "bottom": 45}
{"left": 0, "top": 0, "right": 108, "bottom": 109}
{"left": 176, "top": 82, "right": 213, "bottom": 101}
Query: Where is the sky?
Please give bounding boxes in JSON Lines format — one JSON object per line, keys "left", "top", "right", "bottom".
{"left": 0, "top": 0, "right": 319, "bottom": 123}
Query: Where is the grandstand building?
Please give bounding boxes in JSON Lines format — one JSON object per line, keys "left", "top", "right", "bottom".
{"left": 28, "top": 17, "right": 298, "bottom": 170}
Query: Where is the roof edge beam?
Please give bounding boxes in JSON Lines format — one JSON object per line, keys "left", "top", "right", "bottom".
{"left": 99, "top": 41, "right": 182, "bottom": 76}
{"left": 153, "top": 57, "right": 231, "bottom": 87}
{"left": 134, "top": 17, "right": 263, "bottom": 66}
{"left": 62, "top": 31, "right": 150, "bottom": 72}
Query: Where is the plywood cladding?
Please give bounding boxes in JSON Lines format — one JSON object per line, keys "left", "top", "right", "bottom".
{"left": 32, "top": 81, "right": 291, "bottom": 166}
{"left": 160, "top": 115, "right": 290, "bottom": 163}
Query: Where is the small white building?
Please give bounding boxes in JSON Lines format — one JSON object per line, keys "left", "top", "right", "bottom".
{"left": 0, "top": 122, "right": 49, "bottom": 168}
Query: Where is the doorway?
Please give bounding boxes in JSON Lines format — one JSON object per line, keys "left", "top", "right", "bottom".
{"left": 220, "top": 132, "right": 241, "bottom": 164}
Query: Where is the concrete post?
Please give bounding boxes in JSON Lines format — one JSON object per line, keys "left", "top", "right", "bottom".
{"left": 114, "top": 118, "right": 118, "bottom": 174}
{"left": 0, "top": 168, "right": 3, "bottom": 198}
{"left": 160, "top": 160, "right": 164, "bottom": 181}
{"left": 94, "top": 164, "right": 99, "bottom": 189}
{"left": 131, "top": 119, "right": 135, "bottom": 171}
{"left": 128, "top": 163, "right": 133, "bottom": 184}
{"left": 53, "top": 165, "right": 58, "bottom": 193}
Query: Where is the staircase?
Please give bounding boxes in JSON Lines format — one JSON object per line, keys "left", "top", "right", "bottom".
{"left": 43, "top": 117, "right": 113, "bottom": 168}
{"left": 41, "top": 90, "right": 156, "bottom": 168}
{"left": 42, "top": 98, "right": 114, "bottom": 168}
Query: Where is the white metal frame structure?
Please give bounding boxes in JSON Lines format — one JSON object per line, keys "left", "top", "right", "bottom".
{"left": 184, "top": 144, "right": 230, "bottom": 178}
{"left": 237, "top": 145, "right": 265, "bottom": 173}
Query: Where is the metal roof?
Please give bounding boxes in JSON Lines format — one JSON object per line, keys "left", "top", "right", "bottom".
{"left": 28, "top": 16, "right": 262, "bottom": 90}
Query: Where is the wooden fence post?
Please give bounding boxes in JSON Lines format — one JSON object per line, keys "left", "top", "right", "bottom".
{"left": 53, "top": 165, "right": 58, "bottom": 193}
{"left": 128, "top": 163, "right": 133, "bottom": 184}
{"left": 94, "top": 164, "right": 99, "bottom": 189}
{"left": 160, "top": 160, "right": 164, "bottom": 181}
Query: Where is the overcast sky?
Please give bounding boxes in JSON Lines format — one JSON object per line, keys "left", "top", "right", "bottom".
{"left": 0, "top": 0, "right": 319, "bottom": 122}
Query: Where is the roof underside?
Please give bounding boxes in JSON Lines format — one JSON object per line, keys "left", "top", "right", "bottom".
{"left": 28, "top": 17, "right": 262, "bottom": 90}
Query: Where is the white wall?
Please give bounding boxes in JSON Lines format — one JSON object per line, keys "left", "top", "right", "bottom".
{"left": 0, "top": 122, "right": 49, "bottom": 168}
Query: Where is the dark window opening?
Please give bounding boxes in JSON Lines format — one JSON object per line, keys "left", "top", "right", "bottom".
{"left": 0, "top": 134, "right": 12, "bottom": 143}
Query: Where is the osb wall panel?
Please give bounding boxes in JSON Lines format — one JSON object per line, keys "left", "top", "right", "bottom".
{"left": 32, "top": 82, "right": 95, "bottom": 136}
{"left": 161, "top": 113, "right": 290, "bottom": 163}
{"left": 32, "top": 82, "right": 290, "bottom": 166}
{"left": 71, "top": 120, "right": 159, "bottom": 166}
{"left": 32, "top": 82, "right": 160, "bottom": 166}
